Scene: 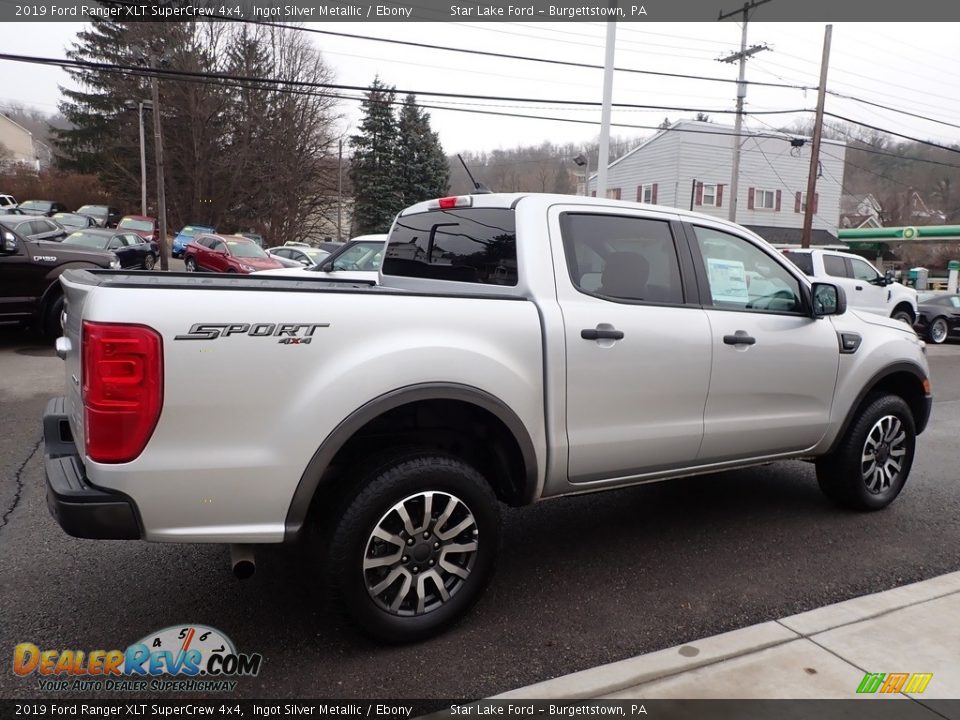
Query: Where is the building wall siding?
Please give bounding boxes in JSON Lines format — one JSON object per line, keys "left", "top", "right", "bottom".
{"left": 589, "top": 122, "right": 846, "bottom": 236}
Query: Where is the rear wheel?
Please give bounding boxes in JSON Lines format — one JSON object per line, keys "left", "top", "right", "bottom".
{"left": 184, "top": 256, "right": 197, "bottom": 272}
{"left": 42, "top": 293, "right": 64, "bottom": 341}
{"left": 326, "top": 452, "right": 500, "bottom": 643}
{"left": 143, "top": 253, "right": 155, "bottom": 270}
{"left": 816, "top": 394, "right": 916, "bottom": 511}
{"left": 928, "top": 317, "right": 949, "bottom": 344}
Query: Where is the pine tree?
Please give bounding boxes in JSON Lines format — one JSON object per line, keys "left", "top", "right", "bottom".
{"left": 350, "top": 78, "right": 401, "bottom": 235}
{"left": 396, "top": 94, "right": 449, "bottom": 207}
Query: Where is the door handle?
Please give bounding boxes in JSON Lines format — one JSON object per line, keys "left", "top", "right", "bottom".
{"left": 723, "top": 333, "right": 756, "bottom": 346}
{"left": 581, "top": 328, "right": 624, "bottom": 341}
{"left": 855, "top": 285, "right": 863, "bottom": 291}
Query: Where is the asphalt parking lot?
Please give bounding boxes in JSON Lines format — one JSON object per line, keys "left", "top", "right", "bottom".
{"left": 1, "top": 329, "right": 959, "bottom": 701}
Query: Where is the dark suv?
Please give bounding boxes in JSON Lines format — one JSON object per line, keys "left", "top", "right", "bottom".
{"left": 0, "top": 224, "right": 120, "bottom": 338}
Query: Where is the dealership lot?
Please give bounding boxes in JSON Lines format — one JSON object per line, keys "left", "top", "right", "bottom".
{"left": 2, "top": 328, "right": 959, "bottom": 700}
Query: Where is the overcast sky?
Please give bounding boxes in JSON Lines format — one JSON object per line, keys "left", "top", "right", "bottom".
{"left": 3, "top": 21, "right": 960, "bottom": 158}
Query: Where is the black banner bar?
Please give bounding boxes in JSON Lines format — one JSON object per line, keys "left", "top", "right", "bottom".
{"left": 1, "top": 0, "right": 960, "bottom": 22}
{"left": 1, "top": 700, "right": 958, "bottom": 720}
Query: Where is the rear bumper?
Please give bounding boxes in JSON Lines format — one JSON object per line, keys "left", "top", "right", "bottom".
{"left": 42, "top": 397, "right": 142, "bottom": 540}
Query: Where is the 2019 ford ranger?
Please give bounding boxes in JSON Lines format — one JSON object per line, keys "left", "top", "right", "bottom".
{"left": 43, "top": 194, "right": 932, "bottom": 642}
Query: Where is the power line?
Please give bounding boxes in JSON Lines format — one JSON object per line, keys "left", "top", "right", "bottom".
{"left": 824, "top": 112, "right": 960, "bottom": 156}
{"left": 0, "top": 50, "right": 813, "bottom": 117}
{"left": 749, "top": 112, "right": 960, "bottom": 171}
{"left": 92, "top": 4, "right": 807, "bottom": 92}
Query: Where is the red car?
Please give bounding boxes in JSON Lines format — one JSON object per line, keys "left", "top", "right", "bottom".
{"left": 117, "top": 215, "right": 159, "bottom": 242}
{"left": 183, "top": 234, "right": 284, "bottom": 273}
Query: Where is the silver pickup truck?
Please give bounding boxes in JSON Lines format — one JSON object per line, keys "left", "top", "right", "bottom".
{"left": 44, "top": 193, "right": 932, "bottom": 642}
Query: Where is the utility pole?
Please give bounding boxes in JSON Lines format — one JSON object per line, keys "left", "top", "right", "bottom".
{"left": 596, "top": 6, "right": 617, "bottom": 198}
{"left": 718, "top": 0, "right": 771, "bottom": 222}
{"left": 150, "top": 73, "right": 169, "bottom": 270}
{"left": 337, "top": 138, "right": 343, "bottom": 242}
{"left": 802, "top": 25, "right": 833, "bottom": 248}
{"left": 138, "top": 102, "right": 147, "bottom": 216}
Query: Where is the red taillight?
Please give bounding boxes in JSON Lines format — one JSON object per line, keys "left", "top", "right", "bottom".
{"left": 82, "top": 321, "right": 163, "bottom": 464}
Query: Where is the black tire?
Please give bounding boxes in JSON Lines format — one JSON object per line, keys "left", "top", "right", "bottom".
{"left": 816, "top": 394, "right": 916, "bottom": 511}
{"left": 143, "top": 253, "right": 156, "bottom": 270}
{"left": 43, "top": 293, "right": 64, "bottom": 341}
{"left": 184, "top": 256, "right": 197, "bottom": 272}
{"left": 326, "top": 452, "right": 500, "bottom": 643}
{"left": 927, "top": 317, "right": 949, "bottom": 345}
{"left": 891, "top": 306, "right": 914, "bottom": 325}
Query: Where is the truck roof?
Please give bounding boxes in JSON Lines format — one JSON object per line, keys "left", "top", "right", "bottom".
{"left": 398, "top": 192, "right": 773, "bottom": 241}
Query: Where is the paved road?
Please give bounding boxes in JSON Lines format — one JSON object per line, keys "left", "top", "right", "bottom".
{"left": 1, "top": 329, "right": 959, "bottom": 701}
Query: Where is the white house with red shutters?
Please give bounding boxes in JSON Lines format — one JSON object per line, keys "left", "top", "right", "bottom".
{"left": 587, "top": 120, "right": 847, "bottom": 245}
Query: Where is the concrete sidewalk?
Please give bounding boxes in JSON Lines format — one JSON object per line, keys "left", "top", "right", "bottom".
{"left": 496, "top": 571, "right": 960, "bottom": 701}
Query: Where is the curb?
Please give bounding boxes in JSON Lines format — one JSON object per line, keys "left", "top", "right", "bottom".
{"left": 494, "top": 571, "right": 960, "bottom": 700}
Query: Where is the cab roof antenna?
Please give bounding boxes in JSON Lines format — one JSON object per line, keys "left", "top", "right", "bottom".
{"left": 458, "top": 154, "right": 492, "bottom": 194}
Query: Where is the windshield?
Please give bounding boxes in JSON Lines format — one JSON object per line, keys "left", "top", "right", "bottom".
{"left": 305, "top": 249, "right": 329, "bottom": 262}
{"left": 54, "top": 214, "right": 88, "bottom": 227}
{"left": 19, "top": 201, "right": 49, "bottom": 211}
{"left": 62, "top": 232, "right": 108, "bottom": 249}
{"left": 329, "top": 242, "right": 384, "bottom": 271}
{"left": 119, "top": 218, "right": 153, "bottom": 231}
{"left": 180, "top": 225, "right": 213, "bottom": 237}
{"left": 77, "top": 205, "right": 107, "bottom": 216}
{"left": 226, "top": 240, "right": 267, "bottom": 258}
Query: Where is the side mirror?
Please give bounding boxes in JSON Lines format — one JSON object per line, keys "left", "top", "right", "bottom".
{"left": 811, "top": 282, "right": 846, "bottom": 317}
{"left": 1, "top": 231, "right": 17, "bottom": 253}
{"left": 299, "top": 258, "right": 311, "bottom": 266}
{"left": 884, "top": 269, "right": 895, "bottom": 285}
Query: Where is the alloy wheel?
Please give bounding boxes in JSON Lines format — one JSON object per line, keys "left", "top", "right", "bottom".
{"left": 861, "top": 415, "right": 908, "bottom": 494}
{"left": 363, "top": 491, "right": 478, "bottom": 616}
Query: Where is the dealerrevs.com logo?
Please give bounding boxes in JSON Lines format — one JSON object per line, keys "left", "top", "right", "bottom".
{"left": 13, "top": 625, "right": 262, "bottom": 692}
{"left": 856, "top": 672, "right": 933, "bottom": 694}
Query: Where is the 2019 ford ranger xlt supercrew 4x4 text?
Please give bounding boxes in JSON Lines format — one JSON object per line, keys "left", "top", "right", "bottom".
{"left": 44, "top": 193, "right": 932, "bottom": 642}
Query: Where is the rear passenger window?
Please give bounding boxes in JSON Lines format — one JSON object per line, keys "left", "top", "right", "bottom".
{"left": 823, "top": 254, "right": 848, "bottom": 278}
{"left": 559, "top": 213, "right": 683, "bottom": 304}
{"left": 384, "top": 208, "right": 517, "bottom": 285}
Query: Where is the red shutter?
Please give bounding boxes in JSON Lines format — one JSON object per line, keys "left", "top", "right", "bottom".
{"left": 613, "top": 188, "right": 621, "bottom": 200}
{"left": 814, "top": 193, "right": 819, "bottom": 213}
{"left": 775, "top": 190, "right": 782, "bottom": 211}
{"left": 636, "top": 185, "right": 643, "bottom": 202}
{"left": 695, "top": 182, "right": 703, "bottom": 206}
{"left": 716, "top": 185, "right": 723, "bottom": 207}
{"left": 651, "top": 184, "right": 658, "bottom": 204}
{"left": 747, "top": 187, "right": 755, "bottom": 210}
{"left": 795, "top": 192, "right": 802, "bottom": 213}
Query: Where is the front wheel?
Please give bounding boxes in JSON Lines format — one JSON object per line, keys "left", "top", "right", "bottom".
{"left": 816, "top": 394, "right": 916, "bottom": 511}
{"left": 143, "top": 253, "right": 156, "bottom": 270}
{"left": 184, "top": 256, "right": 197, "bottom": 272}
{"left": 326, "top": 453, "right": 500, "bottom": 643}
{"left": 928, "top": 317, "right": 949, "bottom": 344}
{"left": 891, "top": 307, "right": 914, "bottom": 325}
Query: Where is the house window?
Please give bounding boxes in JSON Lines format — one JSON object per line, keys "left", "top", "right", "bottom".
{"left": 638, "top": 183, "right": 659, "bottom": 204}
{"left": 755, "top": 189, "right": 776, "bottom": 210}
{"left": 694, "top": 182, "right": 720, "bottom": 208}
{"left": 702, "top": 184, "right": 719, "bottom": 207}
{"left": 794, "top": 192, "right": 819, "bottom": 213}
{"left": 605, "top": 188, "right": 621, "bottom": 200}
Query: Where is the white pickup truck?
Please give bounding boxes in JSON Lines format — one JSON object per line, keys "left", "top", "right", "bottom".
{"left": 781, "top": 248, "right": 918, "bottom": 325}
{"left": 44, "top": 193, "right": 932, "bottom": 642}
